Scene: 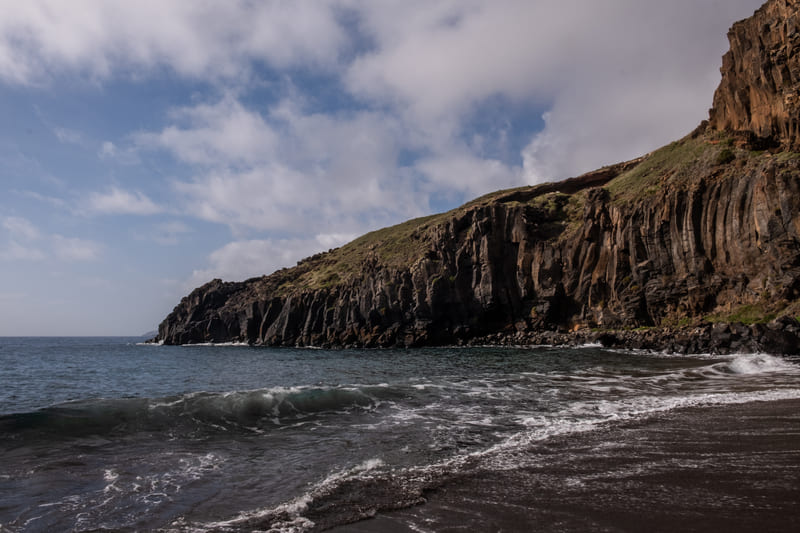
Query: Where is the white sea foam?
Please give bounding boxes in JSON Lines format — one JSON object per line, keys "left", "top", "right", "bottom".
{"left": 367, "top": 379, "right": 800, "bottom": 489}
{"left": 577, "top": 342, "right": 604, "bottom": 348}
{"left": 102, "top": 469, "right": 122, "bottom": 496}
{"left": 641, "top": 353, "right": 800, "bottom": 387}
{"left": 721, "top": 353, "right": 797, "bottom": 374}
{"left": 481, "top": 387, "right": 800, "bottom": 468}
{"left": 197, "top": 457, "right": 386, "bottom": 533}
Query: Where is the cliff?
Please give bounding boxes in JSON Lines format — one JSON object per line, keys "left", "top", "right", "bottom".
{"left": 710, "top": 0, "right": 800, "bottom": 149}
{"left": 155, "top": 0, "right": 800, "bottom": 353}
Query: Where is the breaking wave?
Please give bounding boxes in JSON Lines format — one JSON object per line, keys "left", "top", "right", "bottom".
{"left": 0, "top": 385, "right": 398, "bottom": 442}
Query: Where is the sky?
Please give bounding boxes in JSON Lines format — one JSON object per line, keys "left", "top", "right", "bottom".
{"left": 0, "top": 0, "right": 765, "bottom": 336}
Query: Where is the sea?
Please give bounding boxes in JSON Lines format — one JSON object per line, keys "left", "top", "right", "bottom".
{"left": 1, "top": 337, "right": 799, "bottom": 532}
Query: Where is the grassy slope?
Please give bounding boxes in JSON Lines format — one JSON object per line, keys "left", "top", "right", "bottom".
{"left": 272, "top": 186, "right": 587, "bottom": 295}
{"left": 606, "top": 131, "right": 753, "bottom": 202}
{"left": 265, "top": 134, "right": 716, "bottom": 296}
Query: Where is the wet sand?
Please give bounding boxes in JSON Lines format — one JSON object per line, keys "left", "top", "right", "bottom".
{"left": 337, "top": 399, "right": 800, "bottom": 532}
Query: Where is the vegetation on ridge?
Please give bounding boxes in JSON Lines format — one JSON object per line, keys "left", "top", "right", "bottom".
{"left": 606, "top": 131, "right": 747, "bottom": 202}
{"left": 272, "top": 129, "right": 800, "bottom": 296}
{"left": 272, "top": 212, "right": 445, "bottom": 295}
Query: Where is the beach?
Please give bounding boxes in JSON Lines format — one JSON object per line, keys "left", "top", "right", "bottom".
{"left": 340, "top": 399, "right": 800, "bottom": 532}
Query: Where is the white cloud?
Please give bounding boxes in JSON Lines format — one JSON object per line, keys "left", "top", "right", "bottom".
{"left": 0, "top": 240, "right": 46, "bottom": 261}
{"left": 0, "top": 217, "right": 103, "bottom": 262}
{"left": 0, "top": 0, "right": 348, "bottom": 85}
{"left": 316, "top": 232, "right": 357, "bottom": 249}
{"left": 187, "top": 237, "right": 331, "bottom": 288}
{"left": 174, "top": 165, "right": 317, "bottom": 232}
{"left": 16, "top": 190, "right": 68, "bottom": 210}
{"left": 96, "top": 140, "right": 140, "bottom": 165}
{"left": 518, "top": 34, "right": 735, "bottom": 180}
{"left": 3, "top": 216, "right": 42, "bottom": 240}
{"left": 144, "top": 221, "right": 192, "bottom": 246}
{"left": 141, "top": 94, "right": 429, "bottom": 236}
{"left": 187, "top": 232, "right": 357, "bottom": 287}
{"left": 346, "top": 0, "right": 763, "bottom": 181}
{"left": 51, "top": 234, "right": 101, "bottom": 262}
{"left": 1, "top": 217, "right": 46, "bottom": 260}
{"left": 416, "top": 151, "right": 520, "bottom": 197}
{"left": 135, "top": 94, "right": 279, "bottom": 167}
{"left": 99, "top": 141, "right": 116, "bottom": 157}
{"left": 53, "top": 126, "right": 83, "bottom": 145}
{"left": 2, "top": 0, "right": 765, "bottom": 203}
{"left": 347, "top": 0, "right": 550, "bottom": 120}
{"left": 87, "top": 187, "right": 162, "bottom": 215}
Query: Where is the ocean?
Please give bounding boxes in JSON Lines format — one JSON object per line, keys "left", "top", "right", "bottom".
{"left": 0, "top": 337, "right": 798, "bottom": 532}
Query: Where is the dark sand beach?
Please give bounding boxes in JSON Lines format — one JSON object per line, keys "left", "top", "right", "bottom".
{"left": 339, "top": 399, "right": 800, "bottom": 532}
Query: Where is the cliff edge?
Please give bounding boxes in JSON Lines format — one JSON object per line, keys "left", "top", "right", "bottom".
{"left": 155, "top": 0, "right": 800, "bottom": 354}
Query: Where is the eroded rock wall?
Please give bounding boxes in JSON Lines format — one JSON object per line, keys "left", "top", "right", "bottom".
{"left": 157, "top": 154, "right": 800, "bottom": 347}
{"left": 710, "top": 0, "right": 800, "bottom": 148}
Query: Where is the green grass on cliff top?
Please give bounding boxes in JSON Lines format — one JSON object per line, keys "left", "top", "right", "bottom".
{"left": 606, "top": 129, "right": 800, "bottom": 203}
{"left": 275, "top": 212, "right": 446, "bottom": 294}
{"left": 606, "top": 132, "right": 725, "bottom": 202}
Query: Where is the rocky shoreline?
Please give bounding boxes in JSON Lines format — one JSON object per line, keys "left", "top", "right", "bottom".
{"left": 153, "top": 317, "right": 800, "bottom": 356}
{"left": 467, "top": 316, "right": 800, "bottom": 356}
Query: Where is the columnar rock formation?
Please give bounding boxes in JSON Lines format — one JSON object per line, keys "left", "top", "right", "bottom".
{"left": 710, "top": 0, "right": 800, "bottom": 148}
{"left": 157, "top": 144, "right": 800, "bottom": 349}
{"left": 156, "top": 0, "right": 800, "bottom": 352}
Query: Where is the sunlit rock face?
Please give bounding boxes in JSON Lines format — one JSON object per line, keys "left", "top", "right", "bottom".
{"left": 710, "top": 0, "right": 800, "bottom": 149}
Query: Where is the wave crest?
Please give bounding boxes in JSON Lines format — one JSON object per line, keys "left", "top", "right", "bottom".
{"left": 715, "top": 353, "right": 797, "bottom": 375}
{"left": 0, "top": 385, "right": 390, "bottom": 442}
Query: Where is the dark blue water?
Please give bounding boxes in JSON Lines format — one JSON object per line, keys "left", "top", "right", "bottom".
{"left": 1, "top": 338, "right": 799, "bottom": 532}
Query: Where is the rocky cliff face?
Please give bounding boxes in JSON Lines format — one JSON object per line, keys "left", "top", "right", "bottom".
{"left": 710, "top": 0, "right": 800, "bottom": 149}
{"left": 156, "top": 0, "right": 800, "bottom": 352}
{"left": 157, "top": 139, "right": 800, "bottom": 349}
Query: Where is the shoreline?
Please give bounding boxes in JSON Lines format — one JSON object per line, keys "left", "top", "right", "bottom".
{"left": 155, "top": 317, "right": 800, "bottom": 356}
{"left": 335, "top": 398, "right": 800, "bottom": 532}
{"left": 465, "top": 317, "right": 800, "bottom": 356}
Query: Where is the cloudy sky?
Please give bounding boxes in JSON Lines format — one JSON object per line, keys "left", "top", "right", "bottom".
{"left": 0, "top": 0, "right": 764, "bottom": 336}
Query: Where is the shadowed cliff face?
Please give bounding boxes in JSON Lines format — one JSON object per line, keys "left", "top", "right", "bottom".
{"left": 710, "top": 0, "right": 800, "bottom": 149}
{"left": 157, "top": 0, "right": 800, "bottom": 348}
{"left": 157, "top": 138, "right": 800, "bottom": 347}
